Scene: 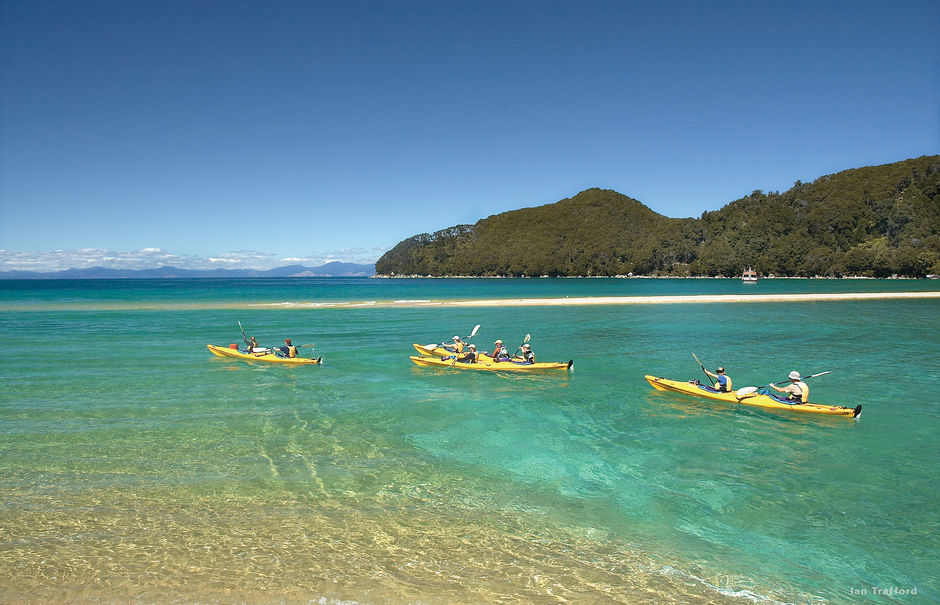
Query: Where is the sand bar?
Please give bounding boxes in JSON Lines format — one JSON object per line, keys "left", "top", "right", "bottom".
{"left": 442, "top": 291, "right": 940, "bottom": 306}
{"left": 7, "top": 291, "right": 937, "bottom": 312}
{"left": 253, "top": 290, "right": 940, "bottom": 309}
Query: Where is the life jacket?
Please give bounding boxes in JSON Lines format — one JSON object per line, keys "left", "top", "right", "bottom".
{"left": 716, "top": 374, "right": 732, "bottom": 392}
{"left": 788, "top": 380, "right": 809, "bottom": 403}
{"left": 794, "top": 381, "right": 808, "bottom": 402}
{"left": 287, "top": 345, "right": 298, "bottom": 358}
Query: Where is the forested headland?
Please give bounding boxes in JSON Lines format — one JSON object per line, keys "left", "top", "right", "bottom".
{"left": 376, "top": 156, "right": 940, "bottom": 278}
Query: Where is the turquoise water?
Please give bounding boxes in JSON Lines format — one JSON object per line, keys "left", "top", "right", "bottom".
{"left": 1, "top": 278, "right": 938, "bottom": 603}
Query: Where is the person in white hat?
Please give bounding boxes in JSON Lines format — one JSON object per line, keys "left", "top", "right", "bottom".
{"left": 441, "top": 335, "right": 464, "bottom": 355}
{"left": 456, "top": 343, "right": 477, "bottom": 364}
{"left": 519, "top": 343, "right": 536, "bottom": 363}
{"left": 487, "top": 339, "right": 508, "bottom": 361}
{"left": 767, "top": 371, "right": 809, "bottom": 403}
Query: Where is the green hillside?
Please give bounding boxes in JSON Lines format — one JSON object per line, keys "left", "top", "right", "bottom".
{"left": 376, "top": 156, "right": 940, "bottom": 277}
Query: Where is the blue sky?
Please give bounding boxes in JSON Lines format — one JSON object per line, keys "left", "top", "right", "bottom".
{"left": 1, "top": 0, "right": 937, "bottom": 271}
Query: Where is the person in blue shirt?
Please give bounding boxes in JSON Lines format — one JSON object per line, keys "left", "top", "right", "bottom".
{"left": 704, "top": 366, "right": 732, "bottom": 392}
{"left": 278, "top": 338, "right": 298, "bottom": 358}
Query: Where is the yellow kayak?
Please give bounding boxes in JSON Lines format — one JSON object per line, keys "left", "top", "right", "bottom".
{"left": 207, "top": 344, "right": 322, "bottom": 365}
{"left": 645, "top": 375, "right": 861, "bottom": 418}
{"left": 410, "top": 355, "right": 573, "bottom": 371}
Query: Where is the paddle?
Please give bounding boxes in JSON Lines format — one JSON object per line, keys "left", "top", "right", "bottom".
{"left": 283, "top": 343, "right": 315, "bottom": 358}
{"left": 466, "top": 324, "right": 481, "bottom": 342}
{"left": 513, "top": 333, "right": 531, "bottom": 358}
{"left": 736, "top": 372, "right": 832, "bottom": 401}
{"left": 771, "top": 370, "right": 831, "bottom": 386}
{"left": 237, "top": 320, "right": 252, "bottom": 349}
{"left": 691, "top": 352, "right": 714, "bottom": 386}
{"left": 439, "top": 324, "right": 480, "bottom": 351}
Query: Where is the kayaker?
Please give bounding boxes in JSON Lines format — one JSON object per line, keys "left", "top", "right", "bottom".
{"left": 703, "top": 366, "right": 732, "bottom": 392}
{"left": 487, "top": 339, "right": 509, "bottom": 361}
{"left": 247, "top": 336, "right": 259, "bottom": 353}
{"left": 279, "top": 339, "right": 298, "bottom": 358}
{"left": 457, "top": 344, "right": 477, "bottom": 363}
{"left": 767, "top": 371, "right": 809, "bottom": 403}
{"left": 519, "top": 343, "right": 535, "bottom": 363}
{"left": 444, "top": 335, "right": 465, "bottom": 354}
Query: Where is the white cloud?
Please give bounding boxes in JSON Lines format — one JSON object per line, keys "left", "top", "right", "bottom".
{"left": 310, "top": 246, "right": 390, "bottom": 265}
{"left": 0, "top": 247, "right": 385, "bottom": 273}
{"left": 0, "top": 248, "right": 203, "bottom": 271}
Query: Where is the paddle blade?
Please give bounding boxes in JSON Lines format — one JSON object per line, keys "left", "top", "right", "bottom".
{"left": 736, "top": 387, "right": 759, "bottom": 397}
{"left": 523, "top": 333, "right": 531, "bottom": 343}
{"left": 468, "top": 324, "right": 480, "bottom": 339}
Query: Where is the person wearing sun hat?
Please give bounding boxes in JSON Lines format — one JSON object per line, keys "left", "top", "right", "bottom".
{"left": 768, "top": 370, "right": 809, "bottom": 402}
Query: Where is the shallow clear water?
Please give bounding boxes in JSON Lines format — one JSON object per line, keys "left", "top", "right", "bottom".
{"left": 1, "top": 278, "right": 937, "bottom": 603}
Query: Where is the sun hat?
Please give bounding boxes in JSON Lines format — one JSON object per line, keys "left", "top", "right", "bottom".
{"left": 716, "top": 367, "right": 725, "bottom": 373}
{"left": 453, "top": 335, "right": 461, "bottom": 340}
{"left": 788, "top": 370, "right": 801, "bottom": 380}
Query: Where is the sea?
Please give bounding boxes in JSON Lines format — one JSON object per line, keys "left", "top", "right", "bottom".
{"left": 1, "top": 277, "right": 937, "bottom": 604}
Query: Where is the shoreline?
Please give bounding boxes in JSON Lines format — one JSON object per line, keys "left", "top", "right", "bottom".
{"left": 262, "top": 291, "right": 940, "bottom": 309}
{"left": 372, "top": 274, "right": 939, "bottom": 280}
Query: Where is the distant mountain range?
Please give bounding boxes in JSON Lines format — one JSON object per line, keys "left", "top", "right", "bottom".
{"left": 0, "top": 261, "right": 376, "bottom": 279}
